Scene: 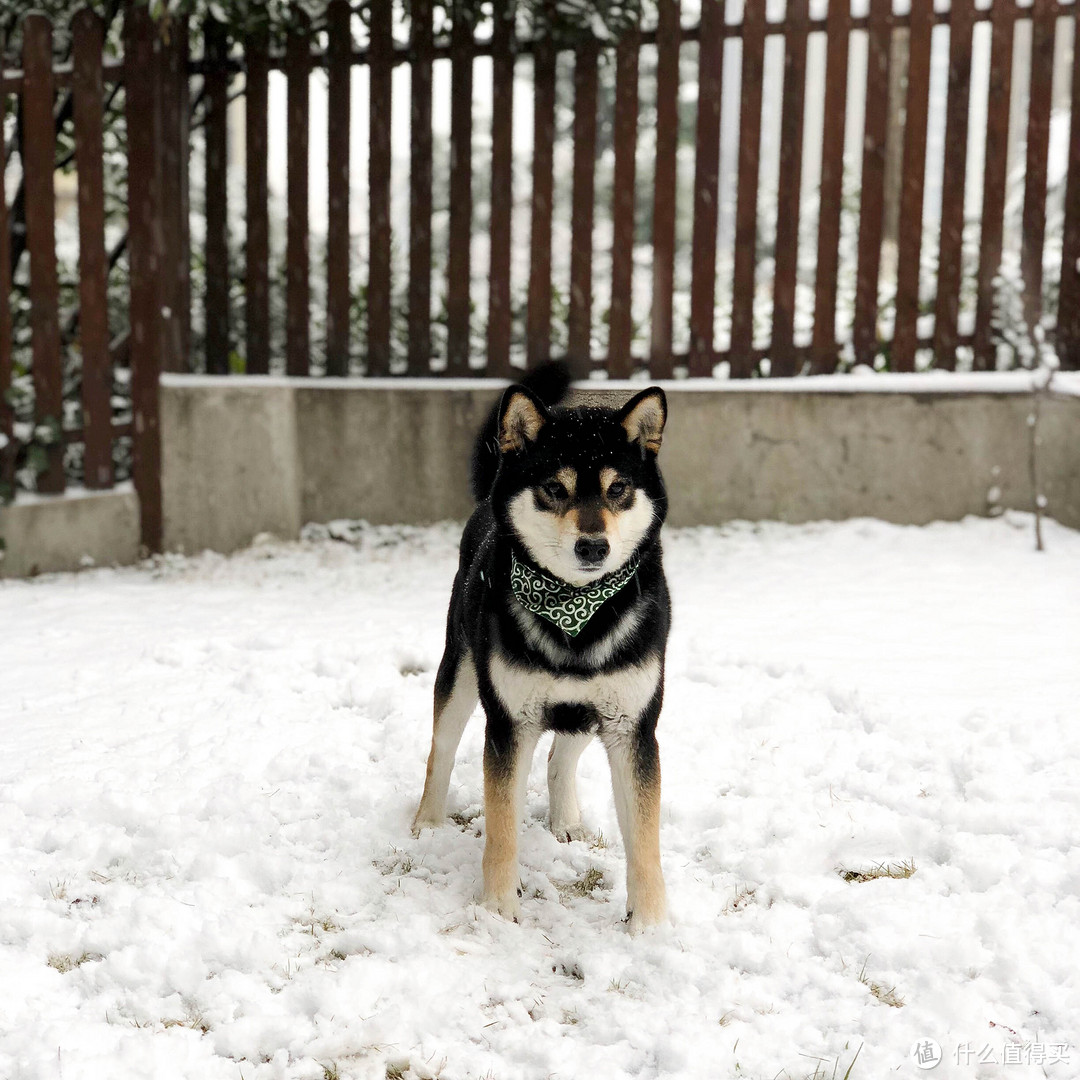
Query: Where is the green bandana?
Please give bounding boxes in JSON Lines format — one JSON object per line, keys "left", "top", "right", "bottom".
{"left": 510, "top": 550, "right": 640, "bottom": 637}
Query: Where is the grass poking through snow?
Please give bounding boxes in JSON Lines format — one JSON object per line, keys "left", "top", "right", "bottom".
{"left": 47, "top": 951, "right": 102, "bottom": 973}
{"left": 856, "top": 957, "right": 905, "bottom": 1008}
{"left": 836, "top": 860, "right": 916, "bottom": 884}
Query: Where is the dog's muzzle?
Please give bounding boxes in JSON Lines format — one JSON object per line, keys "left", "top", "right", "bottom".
{"left": 574, "top": 535, "right": 609, "bottom": 567}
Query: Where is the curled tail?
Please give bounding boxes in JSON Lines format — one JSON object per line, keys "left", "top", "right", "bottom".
{"left": 470, "top": 360, "right": 571, "bottom": 501}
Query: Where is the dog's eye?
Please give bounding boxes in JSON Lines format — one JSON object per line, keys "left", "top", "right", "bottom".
{"left": 541, "top": 480, "right": 568, "bottom": 501}
{"left": 607, "top": 481, "right": 628, "bottom": 499}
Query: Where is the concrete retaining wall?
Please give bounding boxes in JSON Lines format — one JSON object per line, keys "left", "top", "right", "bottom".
{"left": 1, "top": 373, "right": 1076, "bottom": 576}
{"left": 0, "top": 485, "right": 140, "bottom": 578}
{"left": 160, "top": 373, "right": 1080, "bottom": 553}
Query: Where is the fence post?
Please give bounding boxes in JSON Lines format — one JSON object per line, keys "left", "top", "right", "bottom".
{"left": 22, "top": 13, "right": 64, "bottom": 494}
{"left": 932, "top": 0, "right": 974, "bottom": 370}
{"left": 973, "top": 0, "right": 1015, "bottom": 370}
{"left": 730, "top": 0, "right": 766, "bottom": 377}
{"left": 649, "top": 0, "right": 680, "bottom": 379}
{"left": 567, "top": 35, "right": 598, "bottom": 378}
{"left": 204, "top": 15, "right": 230, "bottom": 374}
{"left": 72, "top": 8, "right": 112, "bottom": 489}
{"left": 286, "top": 10, "right": 312, "bottom": 377}
{"left": 486, "top": 0, "right": 515, "bottom": 377}
{"left": 0, "top": 33, "right": 13, "bottom": 498}
{"left": 526, "top": 6, "right": 556, "bottom": 368}
{"left": 245, "top": 26, "right": 270, "bottom": 374}
{"left": 689, "top": 0, "right": 724, "bottom": 378}
{"left": 1058, "top": 0, "right": 1080, "bottom": 369}
{"left": 159, "top": 15, "right": 190, "bottom": 374}
{"left": 853, "top": 0, "right": 890, "bottom": 368}
{"left": 125, "top": 4, "right": 164, "bottom": 551}
{"left": 810, "top": 0, "right": 850, "bottom": 374}
{"left": 409, "top": 0, "right": 434, "bottom": 375}
{"left": 1020, "top": 0, "right": 1054, "bottom": 335}
{"left": 326, "top": 0, "right": 352, "bottom": 377}
{"left": 770, "top": 0, "right": 808, "bottom": 377}
{"left": 368, "top": 0, "right": 393, "bottom": 375}
{"left": 607, "top": 19, "right": 639, "bottom": 379}
{"left": 447, "top": 0, "right": 475, "bottom": 376}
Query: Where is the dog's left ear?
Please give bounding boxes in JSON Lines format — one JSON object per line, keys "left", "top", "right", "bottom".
{"left": 619, "top": 387, "right": 667, "bottom": 454}
{"left": 498, "top": 385, "right": 549, "bottom": 453}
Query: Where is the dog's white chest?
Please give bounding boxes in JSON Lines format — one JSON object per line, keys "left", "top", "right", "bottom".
{"left": 488, "top": 649, "right": 660, "bottom": 727}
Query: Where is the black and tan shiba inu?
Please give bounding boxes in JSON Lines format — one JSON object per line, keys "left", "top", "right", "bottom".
{"left": 412, "top": 363, "right": 670, "bottom": 931}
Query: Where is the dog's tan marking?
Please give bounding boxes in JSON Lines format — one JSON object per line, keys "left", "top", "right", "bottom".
{"left": 482, "top": 761, "right": 519, "bottom": 916}
{"left": 481, "top": 728, "right": 540, "bottom": 919}
{"left": 627, "top": 768, "right": 666, "bottom": 928}
{"left": 603, "top": 729, "right": 666, "bottom": 930}
{"left": 621, "top": 391, "right": 666, "bottom": 453}
{"left": 413, "top": 653, "right": 477, "bottom": 835}
{"left": 555, "top": 467, "right": 577, "bottom": 498}
{"left": 500, "top": 391, "right": 547, "bottom": 452}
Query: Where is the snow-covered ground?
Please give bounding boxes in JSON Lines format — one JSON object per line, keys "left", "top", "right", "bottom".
{"left": 1, "top": 514, "right": 1078, "bottom": 1080}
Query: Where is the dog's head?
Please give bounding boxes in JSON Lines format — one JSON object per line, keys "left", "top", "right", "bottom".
{"left": 491, "top": 385, "right": 668, "bottom": 586}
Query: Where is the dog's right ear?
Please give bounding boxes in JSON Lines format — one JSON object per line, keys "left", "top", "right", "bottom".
{"left": 498, "top": 385, "right": 548, "bottom": 453}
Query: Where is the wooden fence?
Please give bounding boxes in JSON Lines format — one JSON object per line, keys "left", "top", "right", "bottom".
{"left": 0, "top": 0, "right": 1078, "bottom": 552}
{"left": 0, "top": 7, "right": 181, "bottom": 550}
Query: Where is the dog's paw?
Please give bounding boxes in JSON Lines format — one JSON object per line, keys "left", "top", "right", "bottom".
{"left": 624, "top": 898, "right": 668, "bottom": 935}
{"left": 410, "top": 811, "right": 444, "bottom": 838}
{"left": 550, "top": 821, "right": 590, "bottom": 843}
{"left": 481, "top": 889, "right": 522, "bottom": 923}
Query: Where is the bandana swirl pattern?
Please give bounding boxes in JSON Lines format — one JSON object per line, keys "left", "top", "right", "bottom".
{"left": 510, "top": 550, "right": 640, "bottom": 637}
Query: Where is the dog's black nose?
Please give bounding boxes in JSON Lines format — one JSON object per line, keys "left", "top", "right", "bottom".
{"left": 575, "top": 536, "right": 609, "bottom": 565}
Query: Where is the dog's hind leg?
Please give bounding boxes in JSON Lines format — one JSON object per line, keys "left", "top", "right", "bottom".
{"left": 547, "top": 732, "right": 593, "bottom": 842}
{"left": 482, "top": 716, "right": 540, "bottom": 921}
{"left": 412, "top": 649, "right": 478, "bottom": 835}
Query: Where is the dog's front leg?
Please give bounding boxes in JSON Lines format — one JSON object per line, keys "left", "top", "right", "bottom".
{"left": 481, "top": 707, "right": 539, "bottom": 921}
{"left": 603, "top": 692, "right": 667, "bottom": 932}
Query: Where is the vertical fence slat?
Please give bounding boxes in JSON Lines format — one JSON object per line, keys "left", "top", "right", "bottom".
{"left": 731, "top": 0, "right": 766, "bottom": 377}
{"left": 527, "top": 22, "right": 556, "bottom": 367}
{"left": 487, "top": 0, "right": 515, "bottom": 377}
{"left": 892, "top": 0, "right": 933, "bottom": 372}
{"left": 245, "top": 28, "right": 270, "bottom": 375}
{"left": 286, "top": 12, "right": 312, "bottom": 377}
{"left": 853, "top": 0, "right": 890, "bottom": 367}
{"left": 410, "top": 0, "right": 434, "bottom": 375}
{"left": 1058, "top": 2, "right": 1080, "bottom": 369}
{"left": 568, "top": 37, "right": 598, "bottom": 376}
{"left": 176, "top": 20, "right": 192, "bottom": 369}
{"left": 689, "top": 0, "right": 724, "bottom": 377}
{"left": 770, "top": 0, "right": 809, "bottom": 377}
{"left": 447, "top": 2, "right": 475, "bottom": 375}
{"left": 973, "top": 0, "right": 1015, "bottom": 370}
{"left": 23, "top": 13, "right": 64, "bottom": 494}
{"left": 650, "top": 0, "right": 680, "bottom": 378}
{"left": 0, "top": 34, "right": 12, "bottom": 495}
{"left": 326, "top": 0, "right": 352, "bottom": 376}
{"left": 73, "top": 9, "right": 111, "bottom": 490}
{"left": 932, "top": 0, "right": 974, "bottom": 370}
{"left": 204, "top": 16, "right": 230, "bottom": 375}
{"left": 608, "top": 22, "right": 639, "bottom": 378}
{"left": 1020, "top": 0, "right": 1055, "bottom": 332}
{"left": 125, "top": 5, "right": 163, "bottom": 550}
{"left": 368, "top": 0, "right": 393, "bottom": 375}
{"left": 810, "top": 0, "right": 850, "bottom": 374}
{"left": 159, "top": 16, "right": 189, "bottom": 375}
